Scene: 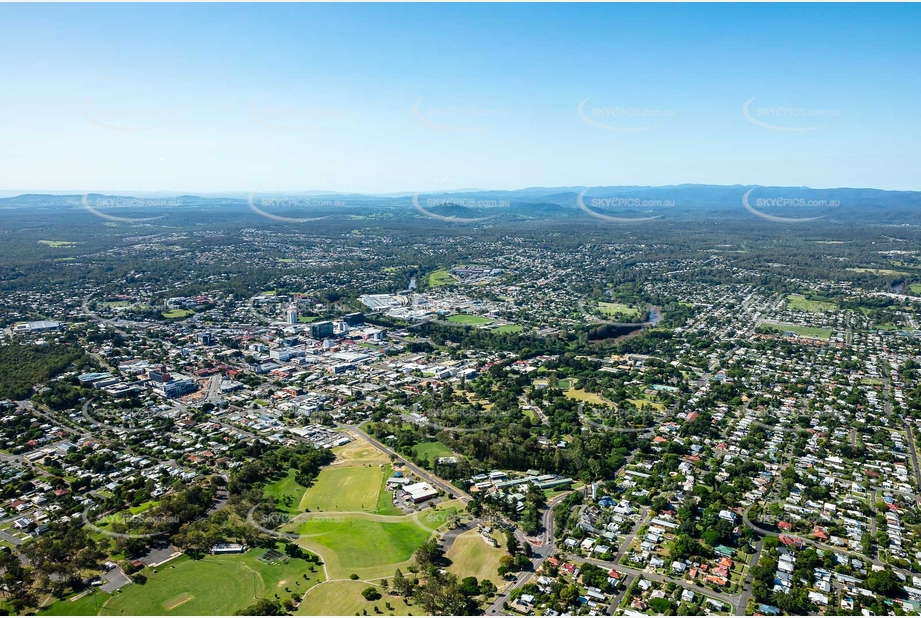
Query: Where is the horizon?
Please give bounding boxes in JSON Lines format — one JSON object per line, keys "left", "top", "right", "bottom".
{"left": 1, "top": 3, "right": 920, "bottom": 193}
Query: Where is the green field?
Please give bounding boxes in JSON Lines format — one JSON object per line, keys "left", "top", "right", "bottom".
{"left": 38, "top": 240, "right": 79, "bottom": 248}
{"left": 597, "top": 302, "right": 642, "bottom": 318}
{"left": 447, "top": 314, "right": 493, "bottom": 325}
{"left": 162, "top": 309, "right": 194, "bottom": 319}
{"left": 39, "top": 590, "right": 112, "bottom": 615}
{"left": 426, "top": 269, "right": 454, "bottom": 287}
{"left": 565, "top": 388, "right": 611, "bottom": 406}
{"left": 786, "top": 294, "right": 837, "bottom": 313}
{"left": 911, "top": 284, "right": 921, "bottom": 294}
{"left": 296, "top": 580, "right": 414, "bottom": 616}
{"left": 102, "top": 551, "right": 319, "bottom": 616}
{"left": 295, "top": 517, "right": 431, "bottom": 576}
{"left": 494, "top": 324, "right": 522, "bottom": 333}
{"left": 265, "top": 469, "right": 308, "bottom": 513}
{"left": 445, "top": 529, "right": 505, "bottom": 589}
{"left": 100, "top": 300, "right": 130, "bottom": 308}
{"left": 848, "top": 267, "right": 911, "bottom": 276}
{"left": 300, "top": 465, "right": 385, "bottom": 512}
{"left": 297, "top": 316, "right": 319, "bottom": 323}
{"left": 412, "top": 440, "right": 454, "bottom": 461}
{"left": 763, "top": 322, "right": 833, "bottom": 340}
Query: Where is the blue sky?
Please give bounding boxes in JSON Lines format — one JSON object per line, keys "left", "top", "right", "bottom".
{"left": 0, "top": 3, "right": 919, "bottom": 193}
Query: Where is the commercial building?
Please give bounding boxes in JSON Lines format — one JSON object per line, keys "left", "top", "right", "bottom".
{"left": 310, "top": 321, "right": 335, "bottom": 339}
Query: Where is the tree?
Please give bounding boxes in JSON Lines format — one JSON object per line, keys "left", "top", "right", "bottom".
{"left": 234, "top": 598, "right": 282, "bottom": 615}
{"left": 362, "top": 587, "right": 382, "bottom": 601}
{"left": 866, "top": 569, "right": 901, "bottom": 596}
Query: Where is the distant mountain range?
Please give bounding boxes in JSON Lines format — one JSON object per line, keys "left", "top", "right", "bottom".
{"left": 2, "top": 185, "right": 920, "bottom": 224}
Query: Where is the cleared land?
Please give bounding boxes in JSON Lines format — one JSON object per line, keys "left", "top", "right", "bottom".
{"left": 412, "top": 440, "right": 454, "bottom": 461}
{"left": 447, "top": 314, "right": 493, "bottom": 325}
{"left": 299, "top": 465, "right": 385, "bottom": 513}
{"left": 39, "top": 590, "right": 112, "bottom": 616}
{"left": 763, "top": 322, "right": 833, "bottom": 340}
{"left": 786, "top": 294, "right": 837, "bottom": 312}
{"left": 296, "top": 580, "right": 414, "bottom": 616}
{"left": 102, "top": 551, "right": 319, "bottom": 616}
{"left": 162, "top": 309, "right": 194, "bottom": 319}
{"left": 265, "top": 469, "right": 308, "bottom": 513}
{"left": 426, "top": 269, "right": 454, "bottom": 287}
{"left": 597, "top": 302, "right": 642, "bottom": 318}
{"left": 445, "top": 529, "right": 505, "bottom": 589}
{"left": 565, "top": 387, "right": 612, "bottom": 406}
{"left": 38, "top": 240, "right": 79, "bottom": 248}
{"left": 848, "top": 267, "right": 911, "bottom": 276}
{"left": 295, "top": 517, "right": 431, "bottom": 576}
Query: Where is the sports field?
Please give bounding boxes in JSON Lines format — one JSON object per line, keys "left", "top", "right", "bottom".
{"left": 299, "top": 465, "right": 385, "bottom": 512}
{"left": 848, "top": 267, "right": 911, "bottom": 276}
{"left": 426, "top": 269, "right": 454, "bottom": 287}
{"left": 38, "top": 240, "right": 79, "bottom": 248}
{"left": 296, "top": 580, "right": 414, "bottom": 616}
{"left": 295, "top": 517, "right": 431, "bottom": 577}
{"left": 565, "top": 387, "right": 612, "bottom": 406}
{"left": 162, "top": 309, "right": 194, "bottom": 319}
{"left": 102, "top": 551, "right": 320, "bottom": 616}
{"left": 494, "top": 324, "right": 523, "bottom": 333}
{"left": 445, "top": 529, "right": 505, "bottom": 589}
{"left": 39, "top": 590, "right": 112, "bottom": 615}
{"left": 265, "top": 469, "right": 308, "bottom": 513}
{"left": 447, "top": 314, "right": 493, "bottom": 325}
{"left": 786, "top": 294, "right": 837, "bottom": 312}
{"left": 412, "top": 440, "right": 454, "bottom": 461}
{"left": 597, "top": 302, "right": 642, "bottom": 318}
{"left": 763, "top": 322, "right": 833, "bottom": 340}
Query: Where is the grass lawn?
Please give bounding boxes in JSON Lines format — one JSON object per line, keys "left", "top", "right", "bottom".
{"left": 38, "top": 240, "right": 79, "bottom": 248}
{"left": 848, "top": 267, "right": 911, "bottom": 276}
{"left": 911, "top": 284, "right": 921, "bottom": 294}
{"left": 296, "top": 580, "right": 415, "bottom": 616}
{"left": 426, "top": 269, "right": 454, "bottom": 287}
{"left": 447, "top": 314, "right": 493, "bottom": 325}
{"left": 299, "top": 465, "right": 384, "bottom": 512}
{"left": 597, "top": 302, "right": 642, "bottom": 318}
{"left": 100, "top": 300, "right": 130, "bottom": 308}
{"left": 128, "top": 500, "right": 159, "bottom": 515}
{"left": 297, "top": 316, "right": 319, "bottom": 323}
{"left": 373, "top": 465, "right": 402, "bottom": 516}
{"left": 565, "top": 388, "right": 612, "bottom": 406}
{"left": 494, "top": 324, "right": 522, "bottom": 333}
{"left": 786, "top": 294, "right": 837, "bottom": 312}
{"left": 628, "top": 398, "right": 665, "bottom": 411}
{"left": 330, "top": 436, "right": 389, "bottom": 466}
{"left": 412, "top": 440, "right": 454, "bottom": 461}
{"left": 265, "top": 469, "right": 308, "bottom": 514}
{"left": 162, "top": 309, "right": 194, "bottom": 319}
{"left": 445, "top": 529, "right": 505, "bottom": 589}
{"left": 763, "top": 322, "right": 833, "bottom": 340}
{"left": 39, "top": 590, "right": 112, "bottom": 615}
{"left": 103, "top": 551, "right": 320, "bottom": 616}
{"left": 295, "top": 518, "right": 431, "bottom": 575}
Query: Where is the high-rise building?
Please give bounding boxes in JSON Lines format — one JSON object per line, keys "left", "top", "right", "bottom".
{"left": 285, "top": 306, "right": 299, "bottom": 324}
{"left": 310, "top": 320, "right": 335, "bottom": 339}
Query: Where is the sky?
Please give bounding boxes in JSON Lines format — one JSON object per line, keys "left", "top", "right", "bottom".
{"left": 0, "top": 3, "right": 919, "bottom": 194}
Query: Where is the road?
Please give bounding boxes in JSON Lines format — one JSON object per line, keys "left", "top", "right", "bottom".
{"left": 340, "top": 422, "right": 470, "bottom": 502}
